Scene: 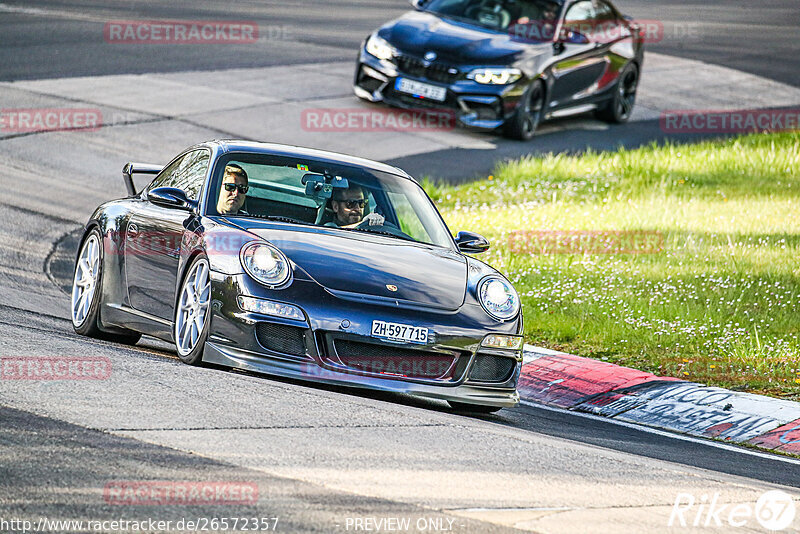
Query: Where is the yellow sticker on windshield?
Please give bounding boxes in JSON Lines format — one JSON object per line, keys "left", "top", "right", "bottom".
{"left": 297, "top": 164, "right": 309, "bottom": 171}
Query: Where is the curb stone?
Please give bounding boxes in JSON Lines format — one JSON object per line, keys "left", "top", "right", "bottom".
{"left": 521, "top": 344, "right": 800, "bottom": 456}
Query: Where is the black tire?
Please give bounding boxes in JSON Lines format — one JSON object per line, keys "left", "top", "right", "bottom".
{"left": 71, "top": 228, "right": 141, "bottom": 344}
{"left": 448, "top": 401, "right": 503, "bottom": 414}
{"left": 596, "top": 62, "right": 639, "bottom": 123}
{"left": 173, "top": 254, "right": 212, "bottom": 366}
{"left": 503, "top": 80, "right": 545, "bottom": 141}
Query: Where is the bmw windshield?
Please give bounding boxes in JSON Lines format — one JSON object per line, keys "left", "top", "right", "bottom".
{"left": 209, "top": 153, "right": 455, "bottom": 249}
{"left": 421, "top": 0, "right": 562, "bottom": 35}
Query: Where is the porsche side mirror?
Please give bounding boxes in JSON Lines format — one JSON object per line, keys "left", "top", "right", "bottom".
{"left": 147, "top": 187, "right": 197, "bottom": 210}
{"left": 455, "top": 231, "right": 490, "bottom": 253}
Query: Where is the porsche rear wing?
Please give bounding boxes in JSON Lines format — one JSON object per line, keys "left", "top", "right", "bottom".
{"left": 122, "top": 162, "right": 163, "bottom": 196}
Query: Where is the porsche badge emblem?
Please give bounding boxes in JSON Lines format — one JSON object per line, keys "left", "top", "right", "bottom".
{"left": 386, "top": 284, "right": 398, "bottom": 292}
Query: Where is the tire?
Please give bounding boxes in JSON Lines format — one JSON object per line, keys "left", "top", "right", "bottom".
{"left": 71, "top": 228, "right": 141, "bottom": 344}
{"left": 448, "top": 401, "right": 503, "bottom": 414}
{"left": 503, "top": 80, "right": 545, "bottom": 141}
{"left": 596, "top": 62, "right": 639, "bottom": 123}
{"left": 174, "top": 255, "right": 211, "bottom": 365}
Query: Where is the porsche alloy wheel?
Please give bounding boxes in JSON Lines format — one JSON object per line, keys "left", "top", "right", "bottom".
{"left": 71, "top": 232, "right": 101, "bottom": 330}
{"left": 175, "top": 256, "right": 211, "bottom": 364}
{"left": 71, "top": 229, "right": 142, "bottom": 344}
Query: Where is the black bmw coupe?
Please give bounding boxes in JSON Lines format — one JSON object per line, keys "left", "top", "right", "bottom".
{"left": 71, "top": 141, "right": 523, "bottom": 412}
{"left": 355, "top": 0, "right": 644, "bottom": 139}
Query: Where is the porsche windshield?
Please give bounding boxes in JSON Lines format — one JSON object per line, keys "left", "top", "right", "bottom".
{"left": 422, "top": 0, "right": 561, "bottom": 34}
{"left": 210, "top": 154, "right": 454, "bottom": 248}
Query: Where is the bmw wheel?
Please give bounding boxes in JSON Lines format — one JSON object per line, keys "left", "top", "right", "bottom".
{"left": 597, "top": 62, "right": 639, "bottom": 123}
{"left": 174, "top": 255, "right": 211, "bottom": 365}
{"left": 71, "top": 228, "right": 141, "bottom": 344}
{"left": 503, "top": 80, "right": 545, "bottom": 141}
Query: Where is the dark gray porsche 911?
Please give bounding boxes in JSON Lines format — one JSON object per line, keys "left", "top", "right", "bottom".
{"left": 71, "top": 140, "right": 523, "bottom": 412}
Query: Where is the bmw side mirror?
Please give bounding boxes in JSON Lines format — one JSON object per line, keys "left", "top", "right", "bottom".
{"left": 147, "top": 187, "right": 197, "bottom": 210}
{"left": 455, "top": 231, "right": 490, "bottom": 253}
{"left": 558, "top": 28, "right": 590, "bottom": 45}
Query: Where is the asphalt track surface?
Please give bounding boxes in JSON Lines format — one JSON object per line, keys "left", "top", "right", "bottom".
{"left": 1, "top": 1, "right": 799, "bottom": 532}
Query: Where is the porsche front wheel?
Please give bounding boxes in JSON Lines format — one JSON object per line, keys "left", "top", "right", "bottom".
{"left": 174, "top": 255, "right": 211, "bottom": 365}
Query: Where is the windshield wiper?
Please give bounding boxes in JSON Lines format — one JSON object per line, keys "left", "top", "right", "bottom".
{"left": 350, "top": 227, "right": 418, "bottom": 243}
{"left": 247, "top": 214, "right": 314, "bottom": 226}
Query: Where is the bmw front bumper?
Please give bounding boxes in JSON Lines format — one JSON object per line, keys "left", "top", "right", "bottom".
{"left": 354, "top": 47, "right": 527, "bottom": 131}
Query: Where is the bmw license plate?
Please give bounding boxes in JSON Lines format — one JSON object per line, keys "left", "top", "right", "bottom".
{"left": 371, "top": 320, "right": 429, "bottom": 344}
{"left": 395, "top": 78, "right": 447, "bottom": 102}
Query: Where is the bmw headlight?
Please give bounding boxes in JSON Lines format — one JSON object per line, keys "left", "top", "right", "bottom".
{"left": 240, "top": 242, "right": 291, "bottom": 288}
{"left": 466, "top": 68, "right": 522, "bottom": 85}
{"left": 478, "top": 276, "right": 520, "bottom": 321}
{"left": 366, "top": 33, "right": 398, "bottom": 61}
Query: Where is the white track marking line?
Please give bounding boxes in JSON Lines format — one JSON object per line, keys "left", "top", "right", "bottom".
{"left": 520, "top": 400, "right": 800, "bottom": 466}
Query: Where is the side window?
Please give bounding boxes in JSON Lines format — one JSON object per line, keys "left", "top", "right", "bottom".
{"left": 563, "top": 1, "right": 596, "bottom": 33}
{"left": 386, "top": 190, "right": 430, "bottom": 244}
{"left": 147, "top": 150, "right": 209, "bottom": 201}
{"left": 593, "top": 1, "right": 616, "bottom": 22}
{"left": 170, "top": 150, "right": 209, "bottom": 201}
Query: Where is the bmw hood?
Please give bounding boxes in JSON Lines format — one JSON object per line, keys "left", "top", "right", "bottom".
{"left": 246, "top": 226, "right": 467, "bottom": 310}
{"left": 381, "top": 11, "right": 533, "bottom": 64}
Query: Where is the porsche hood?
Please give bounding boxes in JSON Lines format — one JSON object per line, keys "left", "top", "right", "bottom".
{"left": 245, "top": 225, "right": 467, "bottom": 311}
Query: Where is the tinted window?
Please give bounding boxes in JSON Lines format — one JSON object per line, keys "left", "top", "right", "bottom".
{"left": 209, "top": 153, "right": 454, "bottom": 249}
{"left": 424, "top": 0, "right": 561, "bottom": 32}
{"left": 563, "top": 1, "right": 595, "bottom": 25}
{"left": 593, "top": 1, "right": 617, "bottom": 22}
{"left": 148, "top": 149, "right": 209, "bottom": 201}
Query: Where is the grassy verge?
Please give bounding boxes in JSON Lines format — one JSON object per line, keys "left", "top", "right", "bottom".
{"left": 425, "top": 132, "right": 800, "bottom": 399}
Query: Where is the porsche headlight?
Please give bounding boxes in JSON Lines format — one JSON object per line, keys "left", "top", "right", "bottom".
{"left": 240, "top": 242, "right": 291, "bottom": 288}
{"left": 366, "top": 33, "right": 398, "bottom": 61}
{"left": 467, "top": 68, "right": 522, "bottom": 85}
{"left": 478, "top": 276, "right": 520, "bottom": 321}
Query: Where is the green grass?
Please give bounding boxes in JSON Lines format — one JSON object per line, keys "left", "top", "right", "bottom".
{"left": 424, "top": 132, "right": 800, "bottom": 399}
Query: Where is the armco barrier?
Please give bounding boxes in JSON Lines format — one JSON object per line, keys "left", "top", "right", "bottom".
{"left": 521, "top": 346, "right": 800, "bottom": 456}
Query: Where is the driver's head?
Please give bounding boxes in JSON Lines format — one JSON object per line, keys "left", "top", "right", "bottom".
{"left": 331, "top": 186, "right": 366, "bottom": 226}
{"left": 217, "top": 164, "right": 248, "bottom": 215}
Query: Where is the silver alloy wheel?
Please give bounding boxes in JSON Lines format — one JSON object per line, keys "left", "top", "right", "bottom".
{"left": 71, "top": 234, "right": 100, "bottom": 327}
{"left": 175, "top": 258, "right": 211, "bottom": 357}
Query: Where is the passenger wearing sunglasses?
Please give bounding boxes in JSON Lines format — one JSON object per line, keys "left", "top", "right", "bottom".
{"left": 327, "top": 185, "right": 384, "bottom": 228}
{"left": 216, "top": 164, "right": 249, "bottom": 215}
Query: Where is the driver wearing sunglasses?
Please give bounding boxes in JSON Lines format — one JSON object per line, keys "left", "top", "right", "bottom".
{"left": 327, "top": 185, "right": 384, "bottom": 228}
{"left": 216, "top": 164, "right": 249, "bottom": 215}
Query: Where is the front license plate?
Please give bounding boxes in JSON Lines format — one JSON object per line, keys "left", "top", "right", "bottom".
{"left": 394, "top": 77, "right": 447, "bottom": 102}
{"left": 371, "top": 320, "right": 429, "bottom": 344}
